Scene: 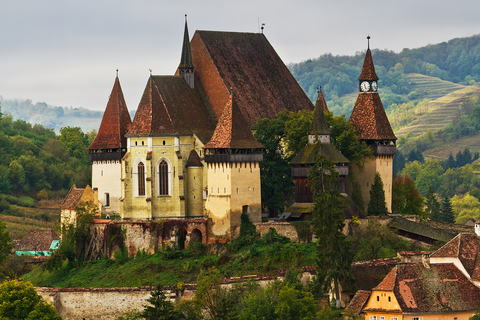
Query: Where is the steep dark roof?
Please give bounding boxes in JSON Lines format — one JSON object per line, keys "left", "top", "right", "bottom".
{"left": 430, "top": 233, "right": 480, "bottom": 281}
{"left": 368, "top": 263, "right": 480, "bottom": 314}
{"left": 191, "top": 30, "right": 314, "bottom": 126}
{"left": 88, "top": 77, "right": 132, "bottom": 150}
{"left": 290, "top": 143, "right": 349, "bottom": 165}
{"left": 16, "top": 229, "right": 60, "bottom": 252}
{"left": 349, "top": 93, "right": 397, "bottom": 141}
{"left": 358, "top": 48, "right": 379, "bottom": 81}
{"left": 388, "top": 217, "right": 457, "bottom": 243}
{"left": 62, "top": 184, "right": 85, "bottom": 210}
{"left": 343, "top": 290, "right": 371, "bottom": 316}
{"left": 310, "top": 92, "right": 330, "bottom": 135}
{"left": 126, "top": 76, "right": 216, "bottom": 144}
{"left": 316, "top": 89, "right": 329, "bottom": 113}
{"left": 178, "top": 18, "right": 193, "bottom": 70}
{"left": 186, "top": 149, "right": 203, "bottom": 168}
{"left": 203, "top": 94, "right": 264, "bottom": 149}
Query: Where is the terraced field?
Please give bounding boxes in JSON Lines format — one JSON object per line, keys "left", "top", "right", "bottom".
{"left": 395, "top": 75, "right": 480, "bottom": 137}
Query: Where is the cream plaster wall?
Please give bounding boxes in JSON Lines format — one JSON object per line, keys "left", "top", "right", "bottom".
{"left": 92, "top": 161, "right": 122, "bottom": 214}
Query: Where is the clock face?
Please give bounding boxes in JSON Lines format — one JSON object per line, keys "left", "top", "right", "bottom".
{"left": 360, "top": 81, "right": 370, "bottom": 92}
{"left": 372, "top": 81, "right": 378, "bottom": 91}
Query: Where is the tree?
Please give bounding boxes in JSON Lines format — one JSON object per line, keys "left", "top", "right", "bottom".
{"left": 425, "top": 190, "right": 441, "bottom": 222}
{"left": 440, "top": 196, "right": 455, "bottom": 223}
{"left": 351, "top": 181, "right": 365, "bottom": 212}
{"left": 0, "top": 279, "right": 62, "bottom": 320}
{"left": 0, "top": 220, "right": 13, "bottom": 266}
{"left": 253, "top": 115, "right": 293, "bottom": 216}
{"left": 308, "top": 143, "right": 354, "bottom": 308}
{"left": 368, "top": 173, "right": 388, "bottom": 216}
{"left": 392, "top": 175, "right": 424, "bottom": 217}
{"left": 141, "top": 285, "right": 181, "bottom": 320}
{"left": 57, "top": 126, "right": 89, "bottom": 162}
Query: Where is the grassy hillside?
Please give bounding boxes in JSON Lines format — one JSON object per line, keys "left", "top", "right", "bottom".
{"left": 405, "top": 73, "right": 466, "bottom": 100}
{"left": 394, "top": 81, "right": 480, "bottom": 137}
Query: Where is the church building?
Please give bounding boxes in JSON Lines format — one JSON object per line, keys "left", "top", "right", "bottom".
{"left": 87, "top": 18, "right": 314, "bottom": 240}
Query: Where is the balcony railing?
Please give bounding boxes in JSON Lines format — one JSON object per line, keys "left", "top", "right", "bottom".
{"left": 204, "top": 153, "right": 263, "bottom": 163}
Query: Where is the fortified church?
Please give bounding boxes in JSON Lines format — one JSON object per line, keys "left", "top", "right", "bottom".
{"left": 75, "top": 20, "right": 396, "bottom": 244}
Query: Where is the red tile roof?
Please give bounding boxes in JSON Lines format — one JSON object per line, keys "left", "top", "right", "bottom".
{"left": 349, "top": 93, "right": 397, "bottom": 141}
{"left": 186, "top": 149, "right": 203, "bottom": 168}
{"left": 373, "top": 264, "right": 397, "bottom": 291}
{"left": 343, "top": 290, "right": 371, "bottom": 315}
{"left": 126, "top": 76, "right": 216, "bottom": 144}
{"left": 16, "top": 229, "right": 60, "bottom": 252}
{"left": 203, "top": 94, "right": 264, "bottom": 149}
{"left": 370, "top": 263, "right": 480, "bottom": 314}
{"left": 358, "top": 48, "right": 379, "bottom": 81}
{"left": 191, "top": 30, "right": 314, "bottom": 127}
{"left": 430, "top": 233, "right": 480, "bottom": 280}
{"left": 62, "top": 184, "right": 85, "bottom": 210}
{"left": 88, "top": 77, "right": 132, "bottom": 150}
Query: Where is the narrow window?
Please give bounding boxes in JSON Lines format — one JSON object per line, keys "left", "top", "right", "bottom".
{"left": 159, "top": 160, "right": 168, "bottom": 195}
{"left": 138, "top": 162, "right": 145, "bottom": 196}
{"left": 104, "top": 193, "right": 110, "bottom": 207}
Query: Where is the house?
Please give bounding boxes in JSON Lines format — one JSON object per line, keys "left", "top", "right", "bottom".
{"left": 348, "top": 262, "right": 480, "bottom": 320}
{"left": 61, "top": 184, "right": 100, "bottom": 226}
{"left": 15, "top": 229, "right": 60, "bottom": 257}
{"left": 348, "top": 37, "right": 397, "bottom": 212}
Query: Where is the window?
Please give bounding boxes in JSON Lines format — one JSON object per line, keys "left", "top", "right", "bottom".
{"left": 159, "top": 160, "right": 169, "bottom": 195}
{"left": 104, "top": 193, "right": 110, "bottom": 207}
{"left": 391, "top": 318, "right": 398, "bottom": 320}
{"left": 369, "top": 316, "right": 377, "bottom": 320}
{"left": 138, "top": 162, "right": 145, "bottom": 196}
{"left": 380, "top": 317, "right": 385, "bottom": 320}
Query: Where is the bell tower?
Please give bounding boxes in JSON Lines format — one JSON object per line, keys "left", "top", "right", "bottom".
{"left": 349, "top": 36, "right": 397, "bottom": 212}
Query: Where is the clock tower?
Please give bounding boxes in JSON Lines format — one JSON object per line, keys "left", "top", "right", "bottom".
{"left": 349, "top": 36, "right": 397, "bottom": 212}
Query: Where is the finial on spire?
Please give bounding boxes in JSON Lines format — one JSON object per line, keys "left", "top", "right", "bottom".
{"left": 116, "top": 69, "right": 118, "bottom": 78}
{"left": 230, "top": 87, "right": 234, "bottom": 95}
{"left": 261, "top": 23, "right": 265, "bottom": 34}
{"left": 367, "top": 35, "right": 371, "bottom": 50}
{"left": 149, "top": 69, "right": 152, "bottom": 76}
{"left": 317, "top": 85, "right": 322, "bottom": 94}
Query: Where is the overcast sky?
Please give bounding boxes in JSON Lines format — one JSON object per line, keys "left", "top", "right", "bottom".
{"left": 1, "top": 0, "right": 480, "bottom": 111}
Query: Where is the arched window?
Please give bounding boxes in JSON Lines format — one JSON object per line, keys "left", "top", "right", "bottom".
{"left": 159, "top": 160, "right": 168, "bottom": 195}
{"left": 138, "top": 162, "right": 145, "bottom": 196}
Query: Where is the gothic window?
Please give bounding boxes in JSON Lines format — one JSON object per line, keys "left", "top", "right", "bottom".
{"left": 138, "top": 162, "right": 145, "bottom": 196}
{"left": 159, "top": 160, "right": 169, "bottom": 195}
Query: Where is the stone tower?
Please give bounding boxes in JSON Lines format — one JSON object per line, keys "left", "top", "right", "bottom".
{"left": 349, "top": 37, "right": 397, "bottom": 212}
{"left": 203, "top": 92, "right": 264, "bottom": 239}
{"left": 88, "top": 75, "right": 132, "bottom": 214}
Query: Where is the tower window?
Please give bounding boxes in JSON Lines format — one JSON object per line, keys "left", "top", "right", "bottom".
{"left": 104, "top": 193, "right": 110, "bottom": 207}
{"left": 138, "top": 162, "right": 145, "bottom": 196}
{"left": 159, "top": 160, "right": 169, "bottom": 195}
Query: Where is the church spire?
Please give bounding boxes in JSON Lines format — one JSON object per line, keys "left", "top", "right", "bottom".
{"left": 178, "top": 15, "right": 194, "bottom": 88}
{"left": 315, "top": 86, "right": 329, "bottom": 113}
{"left": 358, "top": 36, "right": 379, "bottom": 83}
{"left": 309, "top": 86, "right": 330, "bottom": 144}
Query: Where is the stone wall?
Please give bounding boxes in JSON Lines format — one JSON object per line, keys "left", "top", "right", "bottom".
{"left": 255, "top": 222, "right": 300, "bottom": 242}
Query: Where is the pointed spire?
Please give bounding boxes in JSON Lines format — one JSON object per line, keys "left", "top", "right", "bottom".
{"left": 186, "top": 149, "right": 204, "bottom": 168}
{"left": 310, "top": 88, "right": 330, "bottom": 136}
{"left": 358, "top": 36, "right": 379, "bottom": 81}
{"left": 179, "top": 15, "right": 193, "bottom": 70}
{"left": 315, "top": 86, "right": 329, "bottom": 113}
{"left": 88, "top": 75, "right": 132, "bottom": 150}
{"left": 203, "top": 93, "right": 263, "bottom": 149}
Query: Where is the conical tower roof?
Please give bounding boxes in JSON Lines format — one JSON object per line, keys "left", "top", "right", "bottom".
{"left": 203, "top": 93, "right": 263, "bottom": 149}
{"left": 186, "top": 149, "right": 203, "bottom": 168}
{"left": 358, "top": 47, "right": 379, "bottom": 81}
{"left": 310, "top": 89, "right": 330, "bottom": 135}
{"left": 88, "top": 76, "right": 132, "bottom": 150}
{"left": 178, "top": 16, "right": 193, "bottom": 70}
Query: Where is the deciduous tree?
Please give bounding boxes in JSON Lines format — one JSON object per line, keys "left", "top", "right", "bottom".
{"left": 392, "top": 175, "right": 424, "bottom": 217}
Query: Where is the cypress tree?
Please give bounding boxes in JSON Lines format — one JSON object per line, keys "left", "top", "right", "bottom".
{"left": 425, "top": 190, "right": 441, "bottom": 222}
{"left": 352, "top": 180, "right": 365, "bottom": 212}
{"left": 440, "top": 196, "right": 455, "bottom": 224}
{"left": 368, "top": 173, "right": 388, "bottom": 216}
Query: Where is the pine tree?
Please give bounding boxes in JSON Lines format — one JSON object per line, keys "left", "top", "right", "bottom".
{"left": 352, "top": 180, "right": 365, "bottom": 212}
{"left": 141, "top": 284, "right": 181, "bottom": 320}
{"left": 368, "top": 173, "right": 388, "bottom": 216}
{"left": 307, "top": 143, "right": 354, "bottom": 309}
{"left": 425, "top": 190, "right": 441, "bottom": 222}
{"left": 440, "top": 196, "right": 455, "bottom": 224}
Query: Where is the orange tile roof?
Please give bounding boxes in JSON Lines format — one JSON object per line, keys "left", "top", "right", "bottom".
{"left": 62, "top": 184, "right": 85, "bottom": 210}
{"left": 349, "top": 93, "right": 397, "bottom": 140}
{"left": 343, "top": 290, "right": 371, "bottom": 315}
{"left": 88, "top": 76, "right": 132, "bottom": 150}
{"left": 191, "top": 30, "right": 314, "bottom": 127}
{"left": 203, "top": 94, "right": 264, "bottom": 149}
{"left": 126, "top": 76, "right": 216, "bottom": 144}
{"left": 370, "top": 263, "right": 480, "bottom": 314}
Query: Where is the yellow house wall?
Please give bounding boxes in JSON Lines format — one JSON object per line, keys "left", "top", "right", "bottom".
{"left": 351, "top": 155, "right": 393, "bottom": 213}
{"left": 364, "top": 290, "right": 402, "bottom": 320}
{"left": 205, "top": 162, "right": 232, "bottom": 238}
{"left": 230, "top": 161, "right": 262, "bottom": 224}
{"left": 91, "top": 160, "right": 122, "bottom": 214}
{"left": 401, "top": 312, "right": 476, "bottom": 320}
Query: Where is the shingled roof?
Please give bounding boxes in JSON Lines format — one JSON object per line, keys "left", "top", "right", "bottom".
{"left": 126, "top": 76, "right": 216, "bottom": 144}
{"left": 309, "top": 92, "right": 330, "bottom": 136}
{"left": 349, "top": 48, "right": 396, "bottom": 141}
{"left": 203, "top": 94, "right": 264, "bottom": 149}
{"left": 62, "top": 184, "right": 86, "bottom": 210}
{"left": 430, "top": 233, "right": 480, "bottom": 281}
{"left": 191, "top": 30, "right": 314, "bottom": 126}
{"left": 186, "top": 149, "right": 203, "bottom": 168}
{"left": 367, "top": 263, "right": 480, "bottom": 314}
{"left": 16, "top": 229, "right": 60, "bottom": 252}
{"left": 343, "top": 290, "right": 371, "bottom": 316}
{"left": 88, "top": 76, "right": 132, "bottom": 150}
{"left": 178, "top": 17, "right": 193, "bottom": 70}
{"left": 315, "top": 88, "right": 329, "bottom": 113}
